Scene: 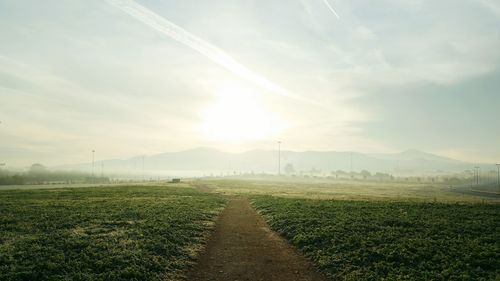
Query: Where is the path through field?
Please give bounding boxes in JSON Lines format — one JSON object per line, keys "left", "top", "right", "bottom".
{"left": 187, "top": 197, "right": 328, "bottom": 281}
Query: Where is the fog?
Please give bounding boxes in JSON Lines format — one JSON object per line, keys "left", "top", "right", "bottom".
{"left": 1, "top": 4, "right": 499, "bottom": 279}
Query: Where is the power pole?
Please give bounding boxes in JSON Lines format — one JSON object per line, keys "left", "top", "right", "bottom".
{"left": 142, "top": 155, "right": 145, "bottom": 181}
{"left": 474, "top": 166, "right": 480, "bottom": 187}
{"left": 496, "top": 164, "right": 500, "bottom": 192}
{"left": 478, "top": 166, "right": 481, "bottom": 186}
{"left": 278, "top": 141, "right": 282, "bottom": 176}
{"left": 91, "top": 150, "right": 95, "bottom": 177}
{"left": 470, "top": 169, "right": 473, "bottom": 190}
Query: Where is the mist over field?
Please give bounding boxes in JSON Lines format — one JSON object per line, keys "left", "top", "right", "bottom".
{"left": 0, "top": 1, "right": 499, "bottom": 280}
{"left": 53, "top": 147, "right": 488, "bottom": 176}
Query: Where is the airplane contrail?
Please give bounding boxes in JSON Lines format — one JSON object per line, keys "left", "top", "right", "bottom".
{"left": 323, "top": 0, "right": 340, "bottom": 20}
{"left": 106, "top": 0, "right": 321, "bottom": 106}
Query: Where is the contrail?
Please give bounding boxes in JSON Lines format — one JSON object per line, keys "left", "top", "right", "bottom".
{"left": 106, "top": 0, "right": 321, "bottom": 106}
{"left": 323, "top": 0, "right": 340, "bottom": 20}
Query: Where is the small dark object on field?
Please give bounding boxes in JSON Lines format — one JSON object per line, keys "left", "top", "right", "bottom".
{"left": 171, "top": 178, "right": 181, "bottom": 183}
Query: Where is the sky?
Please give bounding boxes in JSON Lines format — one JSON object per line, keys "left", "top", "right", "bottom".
{"left": 0, "top": 0, "right": 499, "bottom": 167}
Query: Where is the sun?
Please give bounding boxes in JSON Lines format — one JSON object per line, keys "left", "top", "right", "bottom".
{"left": 201, "top": 84, "right": 282, "bottom": 142}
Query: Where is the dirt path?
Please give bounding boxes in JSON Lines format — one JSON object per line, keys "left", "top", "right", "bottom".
{"left": 187, "top": 197, "right": 328, "bottom": 281}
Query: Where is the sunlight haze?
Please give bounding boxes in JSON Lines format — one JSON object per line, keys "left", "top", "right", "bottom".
{"left": 1, "top": 0, "right": 499, "bottom": 167}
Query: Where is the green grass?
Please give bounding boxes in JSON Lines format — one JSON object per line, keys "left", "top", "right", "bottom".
{"left": 0, "top": 185, "right": 225, "bottom": 281}
{"left": 253, "top": 196, "right": 500, "bottom": 281}
{"left": 201, "top": 178, "right": 496, "bottom": 202}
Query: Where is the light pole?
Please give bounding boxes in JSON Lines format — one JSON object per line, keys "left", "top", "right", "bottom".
{"left": 278, "top": 141, "right": 281, "bottom": 176}
{"left": 496, "top": 164, "right": 500, "bottom": 192}
{"left": 474, "top": 166, "right": 479, "bottom": 187}
{"left": 91, "top": 150, "right": 95, "bottom": 177}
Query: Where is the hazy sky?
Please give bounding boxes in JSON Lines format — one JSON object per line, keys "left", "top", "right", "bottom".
{"left": 1, "top": 0, "right": 499, "bottom": 166}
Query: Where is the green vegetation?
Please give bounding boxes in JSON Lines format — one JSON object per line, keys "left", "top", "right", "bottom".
{"left": 0, "top": 164, "right": 109, "bottom": 185}
{"left": 201, "top": 178, "right": 498, "bottom": 202}
{"left": 253, "top": 196, "right": 500, "bottom": 281}
{"left": 1, "top": 178, "right": 497, "bottom": 280}
{"left": 0, "top": 185, "right": 225, "bottom": 281}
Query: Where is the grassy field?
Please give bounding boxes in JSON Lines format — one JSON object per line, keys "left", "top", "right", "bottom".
{"left": 0, "top": 184, "right": 225, "bottom": 281}
{"left": 1, "top": 178, "right": 498, "bottom": 280}
{"left": 253, "top": 196, "right": 500, "bottom": 281}
{"left": 199, "top": 177, "right": 498, "bottom": 202}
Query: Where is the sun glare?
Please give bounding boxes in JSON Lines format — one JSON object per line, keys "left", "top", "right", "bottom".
{"left": 201, "top": 84, "right": 282, "bottom": 142}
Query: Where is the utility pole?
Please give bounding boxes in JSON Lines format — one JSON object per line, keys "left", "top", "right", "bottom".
{"left": 91, "top": 150, "right": 95, "bottom": 177}
{"left": 496, "top": 164, "right": 500, "bottom": 192}
{"left": 476, "top": 166, "right": 481, "bottom": 186}
{"left": 142, "top": 155, "right": 145, "bottom": 181}
{"left": 277, "top": 141, "right": 281, "bottom": 176}
{"left": 474, "top": 166, "right": 480, "bottom": 187}
{"left": 470, "top": 169, "right": 473, "bottom": 190}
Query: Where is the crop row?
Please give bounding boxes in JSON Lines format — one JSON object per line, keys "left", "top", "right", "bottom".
{"left": 253, "top": 197, "right": 499, "bottom": 280}
{"left": 0, "top": 185, "right": 225, "bottom": 281}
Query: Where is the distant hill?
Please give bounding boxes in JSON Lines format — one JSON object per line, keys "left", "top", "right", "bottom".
{"left": 56, "top": 147, "right": 480, "bottom": 177}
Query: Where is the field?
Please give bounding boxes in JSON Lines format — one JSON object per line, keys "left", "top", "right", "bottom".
{"left": 200, "top": 177, "right": 499, "bottom": 202}
{"left": 1, "top": 178, "right": 499, "bottom": 280}
{"left": 0, "top": 184, "right": 225, "bottom": 281}
{"left": 253, "top": 196, "right": 500, "bottom": 281}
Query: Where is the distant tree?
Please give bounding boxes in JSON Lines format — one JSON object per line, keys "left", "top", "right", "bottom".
{"left": 284, "top": 163, "right": 295, "bottom": 175}
{"left": 360, "top": 170, "right": 371, "bottom": 179}
{"left": 374, "top": 172, "right": 392, "bottom": 181}
{"left": 309, "top": 168, "right": 321, "bottom": 175}
{"left": 29, "top": 163, "right": 47, "bottom": 174}
{"left": 336, "top": 170, "right": 348, "bottom": 179}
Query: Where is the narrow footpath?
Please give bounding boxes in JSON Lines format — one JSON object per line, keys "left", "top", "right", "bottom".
{"left": 187, "top": 198, "right": 329, "bottom": 281}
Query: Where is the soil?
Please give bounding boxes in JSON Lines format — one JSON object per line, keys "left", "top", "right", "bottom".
{"left": 186, "top": 197, "right": 329, "bottom": 281}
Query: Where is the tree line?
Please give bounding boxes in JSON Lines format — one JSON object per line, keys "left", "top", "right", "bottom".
{"left": 0, "top": 164, "right": 109, "bottom": 185}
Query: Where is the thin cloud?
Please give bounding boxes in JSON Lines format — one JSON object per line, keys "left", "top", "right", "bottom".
{"left": 476, "top": 0, "right": 500, "bottom": 17}
{"left": 323, "top": 0, "right": 340, "bottom": 20}
{"left": 105, "top": 0, "right": 321, "bottom": 106}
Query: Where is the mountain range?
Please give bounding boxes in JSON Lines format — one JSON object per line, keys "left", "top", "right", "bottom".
{"left": 56, "top": 147, "right": 486, "bottom": 177}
